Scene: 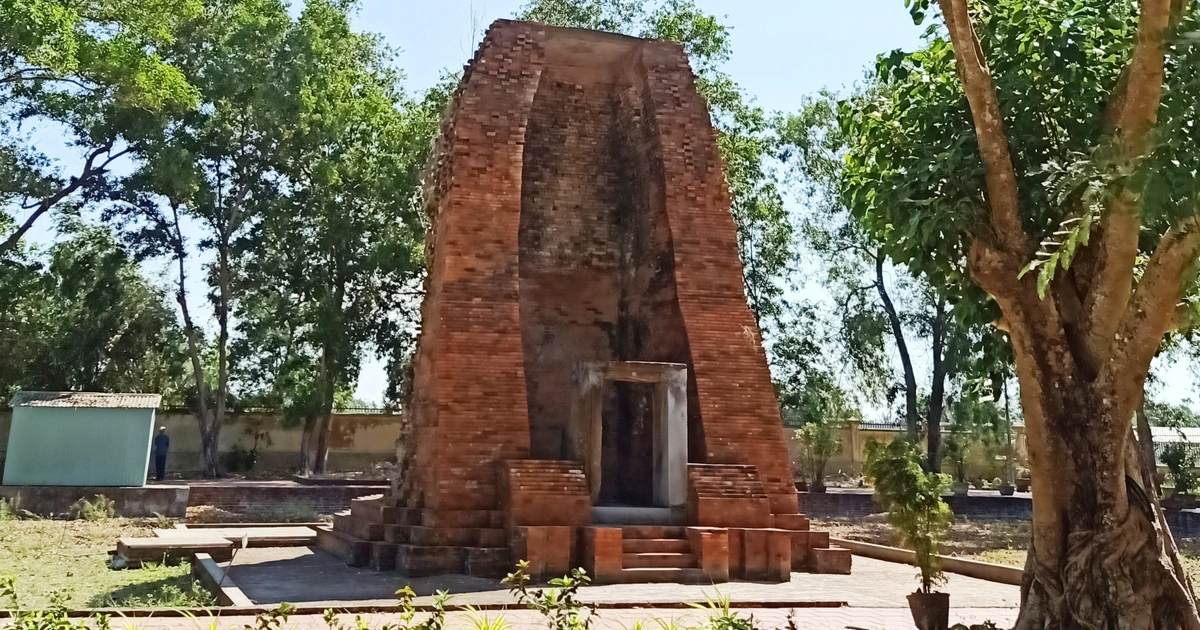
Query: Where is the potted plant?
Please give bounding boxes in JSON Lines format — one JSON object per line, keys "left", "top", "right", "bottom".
{"left": 865, "top": 439, "right": 953, "bottom": 630}
{"left": 1014, "top": 465, "right": 1031, "bottom": 493}
{"left": 794, "top": 421, "right": 844, "bottom": 493}
{"left": 940, "top": 434, "right": 970, "bottom": 496}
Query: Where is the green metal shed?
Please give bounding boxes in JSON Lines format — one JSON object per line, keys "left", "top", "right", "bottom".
{"left": 2, "top": 391, "right": 162, "bottom": 487}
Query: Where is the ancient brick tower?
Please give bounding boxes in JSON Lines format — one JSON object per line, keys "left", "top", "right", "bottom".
{"left": 317, "top": 19, "right": 849, "bottom": 583}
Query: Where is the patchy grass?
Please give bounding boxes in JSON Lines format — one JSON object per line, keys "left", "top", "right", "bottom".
{"left": 0, "top": 517, "right": 214, "bottom": 609}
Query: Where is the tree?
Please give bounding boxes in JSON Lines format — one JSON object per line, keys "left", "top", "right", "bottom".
{"left": 781, "top": 93, "right": 1005, "bottom": 471}
{"left": 0, "top": 221, "right": 188, "bottom": 400}
{"left": 794, "top": 421, "right": 845, "bottom": 492}
{"left": 244, "top": 0, "right": 426, "bottom": 474}
{"left": 0, "top": 0, "right": 199, "bottom": 256}
{"left": 111, "top": 0, "right": 293, "bottom": 477}
{"left": 842, "top": 0, "right": 1200, "bottom": 624}
{"left": 516, "top": 0, "right": 796, "bottom": 326}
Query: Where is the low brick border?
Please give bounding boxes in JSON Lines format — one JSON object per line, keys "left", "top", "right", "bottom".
{"left": 831, "top": 538, "right": 1022, "bottom": 585}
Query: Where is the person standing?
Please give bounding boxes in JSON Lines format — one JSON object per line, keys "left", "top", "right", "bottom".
{"left": 152, "top": 427, "right": 170, "bottom": 481}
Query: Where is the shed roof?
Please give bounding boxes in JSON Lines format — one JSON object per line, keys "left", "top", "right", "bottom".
{"left": 1151, "top": 426, "right": 1200, "bottom": 444}
{"left": 9, "top": 391, "right": 162, "bottom": 409}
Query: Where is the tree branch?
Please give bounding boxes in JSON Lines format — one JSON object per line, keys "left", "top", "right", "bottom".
{"left": 1081, "top": 0, "right": 1176, "bottom": 364}
{"left": 936, "top": 0, "right": 1028, "bottom": 256}
{"left": 0, "top": 143, "right": 127, "bottom": 255}
{"left": 1103, "top": 217, "right": 1200, "bottom": 434}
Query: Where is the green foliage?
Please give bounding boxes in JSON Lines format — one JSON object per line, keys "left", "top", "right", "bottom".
{"left": 1161, "top": 441, "right": 1200, "bottom": 495}
{"left": 247, "top": 603, "right": 296, "bottom": 630}
{"left": 0, "top": 576, "right": 108, "bottom": 630}
{"left": 505, "top": 561, "right": 596, "bottom": 630}
{"left": 0, "top": 222, "right": 189, "bottom": 401}
{"left": 0, "top": 495, "right": 21, "bottom": 521}
{"left": 70, "top": 495, "right": 114, "bottom": 522}
{"left": 1146, "top": 400, "right": 1200, "bottom": 428}
{"left": 863, "top": 439, "right": 953, "bottom": 593}
{"left": 0, "top": 0, "right": 201, "bottom": 253}
{"left": 841, "top": 0, "right": 1200, "bottom": 321}
{"left": 793, "top": 422, "right": 844, "bottom": 491}
{"left": 687, "top": 592, "right": 758, "bottom": 630}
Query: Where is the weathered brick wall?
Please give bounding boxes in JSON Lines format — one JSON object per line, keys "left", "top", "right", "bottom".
{"left": 402, "top": 20, "right": 796, "bottom": 520}
{"left": 187, "top": 483, "right": 385, "bottom": 516}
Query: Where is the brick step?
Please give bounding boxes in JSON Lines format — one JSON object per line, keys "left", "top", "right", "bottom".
{"left": 810, "top": 546, "right": 852, "bottom": 574}
{"left": 621, "top": 526, "right": 685, "bottom": 539}
{"left": 623, "top": 538, "right": 691, "bottom": 554}
{"left": 622, "top": 552, "right": 698, "bottom": 569}
{"left": 395, "top": 544, "right": 465, "bottom": 577}
{"left": 420, "top": 509, "right": 505, "bottom": 529}
{"left": 405, "top": 526, "right": 508, "bottom": 548}
{"left": 333, "top": 514, "right": 384, "bottom": 541}
{"left": 611, "top": 567, "right": 706, "bottom": 584}
{"left": 369, "top": 541, "right": 398, "bottom": 571}
{"left": 316, "top": 527, "right": 370, "bottom": 568}
{"left": 351, "top": 499, "right": 397, "bottom": 524}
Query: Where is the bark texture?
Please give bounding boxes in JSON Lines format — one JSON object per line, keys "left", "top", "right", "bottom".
{"left": 934, "top": 0, "right": 1200, "bottom": 626}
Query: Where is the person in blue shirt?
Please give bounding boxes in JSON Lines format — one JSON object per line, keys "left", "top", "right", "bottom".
{"left": 152, "top": 427, "right": 170, "bottom": 481}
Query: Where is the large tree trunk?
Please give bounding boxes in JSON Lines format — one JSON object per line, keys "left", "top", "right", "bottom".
{"left": 199, "top": 418, "right": 221, "bottom": 478}
{"left": 928, "top": 0, "right": 1200, "bottom": 623}
{"left": 926, "top": 299, "right": 953, "bottom": 473}
{"left": 1006, "top": 331, "right": 1198, "bottom": 630}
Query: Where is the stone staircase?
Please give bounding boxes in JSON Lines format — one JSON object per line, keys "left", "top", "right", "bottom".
{"left": 616, "top": 525, "right": 704, "bottom": 583}
{"left": 316, "top": 494, "right": 513, "bottom": 577}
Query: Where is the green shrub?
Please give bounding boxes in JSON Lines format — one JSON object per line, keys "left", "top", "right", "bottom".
{"left": 0, "top": 495, "right": 22, "bottom": 521}
{"left": 1161, "top": 441, "right": 1200, "bottom": 495}
{"left": 70, "top": 495, "right": 115, "bottom": 522}
{"left": 504, "top": 561, "right": 595, "bottom": 630}
{"left": 864, "top": 439, "right": 953, "bottom": 593}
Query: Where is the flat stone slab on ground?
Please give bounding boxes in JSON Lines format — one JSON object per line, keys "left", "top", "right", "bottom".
{"left": 223, "top": 547, "right": 1020, "bottom": 609}
{"left": 116, "top": 536, "right": 233, "bottom": 566}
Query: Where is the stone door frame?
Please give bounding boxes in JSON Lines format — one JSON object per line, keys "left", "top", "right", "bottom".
{"left": 568, "top": 361, "right": 688, "bottom": 508}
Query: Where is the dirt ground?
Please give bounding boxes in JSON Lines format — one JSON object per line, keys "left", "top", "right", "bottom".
{"left": 814, "top": 516, "right": 1200, "bottom": 580}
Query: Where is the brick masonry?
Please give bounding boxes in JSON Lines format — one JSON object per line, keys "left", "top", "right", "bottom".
{"left": 321, "top": 20, "right": 825, "bottom": 582}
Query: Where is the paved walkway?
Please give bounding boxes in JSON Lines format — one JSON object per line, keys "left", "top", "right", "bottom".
{"left": 222, "top": 548, "right": 1020, "bottom": 609}
{"left": 112, "top": 607, "right": 1018, "bottom": 630}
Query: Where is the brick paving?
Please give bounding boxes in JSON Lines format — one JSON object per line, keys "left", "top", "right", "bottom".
{"left": 222, "top": 547, "right": 1019, "bottom": 609}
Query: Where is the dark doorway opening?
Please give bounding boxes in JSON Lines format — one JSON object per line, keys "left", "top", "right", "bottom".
{"left": 596, "top": 381, "right": 656, "bottom": 506}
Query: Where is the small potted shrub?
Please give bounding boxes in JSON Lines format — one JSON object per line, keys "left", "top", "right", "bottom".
{"left": 865, "top": 439, "right": 954, "bottom": 630}
{"left": 1015, "top": 465, "right": 1031, "bottom": 493}
{"left": 794, "top": 421, "right": 844, "bottom": 493}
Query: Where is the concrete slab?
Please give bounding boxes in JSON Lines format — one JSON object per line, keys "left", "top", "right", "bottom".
{"left": 156, "top": 526, "right": 316, "bottom": 546}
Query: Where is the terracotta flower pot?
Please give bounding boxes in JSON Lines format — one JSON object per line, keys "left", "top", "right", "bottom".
{"left": 907, "top": 591, "right": 950, "bottom": 630}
